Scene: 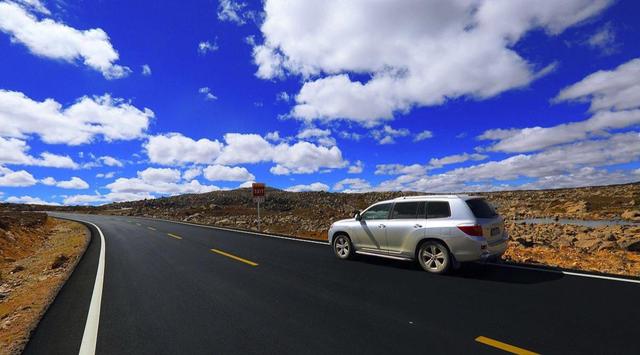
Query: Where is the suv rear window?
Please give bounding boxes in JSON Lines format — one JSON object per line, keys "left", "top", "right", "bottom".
{"left": 465, "top": 198, "right": 497, "bottom": 218}
{"left": 426, "top": 201, "right": 451, "bottom": 219}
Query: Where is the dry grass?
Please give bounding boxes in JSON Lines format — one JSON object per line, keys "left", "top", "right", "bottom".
{"left": 0, "top": 218, "right": 89, "bottom": 355}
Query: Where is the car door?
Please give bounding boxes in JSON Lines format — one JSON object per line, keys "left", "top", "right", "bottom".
{"left": 385, "top": 201, "right": 426, "bottom": 255}
{"left": 354, "top": 203, "right": 392, "bottom": 252}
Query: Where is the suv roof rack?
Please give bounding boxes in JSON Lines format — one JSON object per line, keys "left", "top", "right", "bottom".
{"left": 394, "top": 194, "right": 470, "bottom": 200}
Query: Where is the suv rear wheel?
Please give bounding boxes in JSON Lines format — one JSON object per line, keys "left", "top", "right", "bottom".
{"left": 417, "top": 240, "right": 451, "bottom": 274}
{"left": 333, "top": 234, "right": 354, "bottom": 260}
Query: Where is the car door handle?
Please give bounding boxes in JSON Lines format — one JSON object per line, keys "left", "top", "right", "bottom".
{"left": 414, "top": 224, "right": 423, "bottom": 228}
{"left": 378, "top": 224, "right": 386, "bottom": 228}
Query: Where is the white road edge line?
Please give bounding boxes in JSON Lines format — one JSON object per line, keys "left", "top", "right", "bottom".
{"left": 487, "top": 262, "right": 640, "bottom": 284}
{"left": 134, "top": 216, "right": 329, "bottom": 246}
{"left": 77, "top": 220, "right": 106, "bottom": 355}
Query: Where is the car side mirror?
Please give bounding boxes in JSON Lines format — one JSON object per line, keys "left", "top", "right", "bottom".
{"left": 354, "top": 210, "right": 362, "bottom": 221}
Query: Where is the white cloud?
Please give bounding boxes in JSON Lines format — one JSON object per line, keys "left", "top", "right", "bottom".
{"left": 375, "top": 163, "right": 428, "bottom": 176}
{"left": 254, "top": 0, "right": 610, "bottom": 125}
{"left": 414, "top": 130, "right": 434, "bottom": 142}
{"left": 41, "top": 177, "right": 56, "bottom": 185}
{"left": 198, "top": 87, "right": 218, "bottom": 101}
{"left": 217, "top": 0, "right": 251, "bottom": 25}
{"left": 99, "top": 156, "right": 123, "bottom": 167}
{"left": 138, "top": 167, "right": 181, "bottom": 183}
{"left": 62, "top": 191, "right": 153, "bottom": 205}
{"left": 347, "top": 160, "right": 364, "bottom": 174}
{"left": 0, "top": 137, "right": 78, "bottom": 168}
{"left": 13, "top": 0, "right": 50, "bottom": 15}
{"left": 203, "top": 165, "right": 255, "bottom": 181}
{"left": 145, "top": 133, "right": 223, "bottom": 166}
{"left": 371, "top": 125, "right": 409, "bottom": 145}
{"left": 198, "top": 40, "right": 219, "bottom": 54}
{"left": 0, "top": 1, "right": 130, "bottom": 79}
{"left": 5, "top": 195, "right": 59, "bottom": 205}
{"left": 555, "top": 58, "right": 640, "bottom": 112}
{"left": 0, "top": 90, "right": 153, "bottom": 145}
{"left": 585, "top": 23, "right": 618, "bottom": 55}
{"left": 428, "top": 153, "right": 488, "bottom": 168}
{"left": 481, "top": 58, "right": 640, "bottom": 153}
{"left": 332, "top": 178, "right": 372, "bottom": 193}
{"left": 296, "top": 127, "right": 335, "bottom": 146}
{"left": 276, "top": 91, "right": 290, "bottom": 102}
{"left": 147, "top": 132, "right": 346, "bottom": 175}
{"left": 96, "top": 172, "right": 115, "bottom": 179}
{"left": 141, "top": 64, "right": 152, "bottom": 76}
{"left": 56, "top": 177, "right": 89, "bottom": 189}
{"left": 182, "top": 167, "right": 202, "bottom": 181}
{"left": 0, "top": 166, "right": 37, "bottom": 186}
{"left": 237, "top": 180, "right": 254, "bottom": 188}
{"left": 264, "top": 131, "right": 282, "bottom": 142}
{"left": 285, "top": 182, "right": 329, "bottom": 192}
{"left": 374, "top": 132, "right": 640, "bottom": 192}
{"left": 106, "top": 168, "right": 220, "bottom": 196}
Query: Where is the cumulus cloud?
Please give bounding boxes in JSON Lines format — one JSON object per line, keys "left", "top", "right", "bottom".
{"left": 371, "top": 125, "right": 409, "bottom": 145}
{"left": 0, "top": 1, "right": 130, "bottom": 79}
{"left": 99, "top": 156, "right": 123, "bottom": 167}
{"left": 182, "top": 167, "right": 202, "bottom": 181}
{"left": 253, "top": 0, "right": 610, "bottom": 125}
{"left": 5, "top": 195, "right": 59, "bottom": 205}
{"left": 141, "top": 64, "right": 152, "bottom": 76}
{"left": 0, "top": 137, "right": 78, "bottom": 168}
{"left": 428, "top": 153, "right": 488, "bottom": 168}
{"left": 481, "top": 58, "right": 640, "bottom": 153}
{"left": 0, "top": 90, "right": 153, "bottom": 145}
{"left": 332, "top": 178, "right": 372, "bottom": 193}
{"left": 285, "top": 182, "right": 329, "bottom": 192}
{"left": 56, "top": 177, "right": 90, "bottom": 189}
{"left": 347, "top": 160, "right": 364, "bottom": 174}
{"left": 203, "top": 165, "right": 255, "bottom": 181}
{"left": 145, "top": 133, "right": 223, "bottom": 166}
{"left": 106, "top": 167, "right": 220, "bottom": 196}
{"left": 0, "top": 166, "right": 37, "bottom": 186}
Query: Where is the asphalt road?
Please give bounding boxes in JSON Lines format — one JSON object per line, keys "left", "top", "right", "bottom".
{"left": 23, "top": 213, "right": 640, "bottom": 355}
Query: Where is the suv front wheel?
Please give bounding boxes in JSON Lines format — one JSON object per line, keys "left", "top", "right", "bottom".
{"left": 333, "top": 234, "right": 354, "bottom": 260}
{"left": 417, "top": 240, "right": 451, "bottom": 274}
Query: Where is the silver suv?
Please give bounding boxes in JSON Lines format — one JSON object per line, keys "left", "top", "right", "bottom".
{"left": 328, "top": 195, "right": 508, "bottom": 274}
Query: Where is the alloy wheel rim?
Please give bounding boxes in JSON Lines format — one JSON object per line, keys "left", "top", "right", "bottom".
{"left": 421, "top": 244, "right": 446, "bottom": 271}
{"left": 335, "top": 237, "right": 349, "bottom": 257}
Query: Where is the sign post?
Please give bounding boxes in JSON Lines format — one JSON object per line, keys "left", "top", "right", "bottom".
{"left": 252, "top": 183, "right": 265, "bottom": 231}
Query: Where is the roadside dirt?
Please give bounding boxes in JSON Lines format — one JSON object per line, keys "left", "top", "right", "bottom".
{"left": 0, "top": 213, "right": 89, "bottom": 355}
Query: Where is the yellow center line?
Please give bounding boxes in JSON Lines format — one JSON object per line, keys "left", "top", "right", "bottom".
{"left": 147, "top": 226, "right": 156, "bottom": 231}
{"left": 475, "top": 336, "right": 539, "bottom": 355}
{"left": 210, "top": 248, "right": 258, "bottom": 267}
{"left": 167, "top": 233, "right": 182, "bottom": 240}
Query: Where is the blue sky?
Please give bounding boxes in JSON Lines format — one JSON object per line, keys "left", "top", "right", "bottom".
{"left": 0, "top": 0, "right": 639, "bottom": 205}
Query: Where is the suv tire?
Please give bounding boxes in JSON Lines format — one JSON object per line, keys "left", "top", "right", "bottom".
{"left": 333, "top": 234, "right": 354, "bottom": 260}
{"left": 417, "top": 240, "right": 451, "bottom": 274}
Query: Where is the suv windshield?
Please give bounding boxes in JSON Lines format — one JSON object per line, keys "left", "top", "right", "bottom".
{"left": 465, "top": 198, "right": 497, "bottom": 218}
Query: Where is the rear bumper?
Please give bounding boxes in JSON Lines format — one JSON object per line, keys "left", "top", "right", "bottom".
{"left": 451, "top": 231, "right": 508, "bottom": 262}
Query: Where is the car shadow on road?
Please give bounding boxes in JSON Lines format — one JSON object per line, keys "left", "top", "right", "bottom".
{"left": 351, "top": 255, "right": 563, "bottom": 285}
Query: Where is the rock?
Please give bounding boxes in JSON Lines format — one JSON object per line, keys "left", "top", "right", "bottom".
{"left": 621, "top": 210, "right": 640, "bottom": 221}
{"left": 51, "top": 254, "right": 69, "bottom": 269}
{"left": 574, "top": 238, "right": 601, "bottom": 251}
{"left": 515, "top": 237, "right": 534, "bottom": 248}
{"left": 624, "top": 240, "right": 640, "bottom": 252}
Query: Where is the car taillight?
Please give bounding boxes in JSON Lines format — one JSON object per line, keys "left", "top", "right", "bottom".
{"left": 458, "top": 225, "right": 484, "bottom": 237}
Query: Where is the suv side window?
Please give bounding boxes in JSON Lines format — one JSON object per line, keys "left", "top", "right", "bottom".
{"left": 390, "top": 201, "right": 426, "bottom": 219}
{"left": 427, "top": 201, "right": 451, "bottom": 219}
{"left": 361, "top": 203, "right": 392, "bottom": 220}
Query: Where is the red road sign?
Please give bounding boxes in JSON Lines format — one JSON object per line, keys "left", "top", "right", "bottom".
{"left": 252, "top": 183, "right": 265, "bottom": 197}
